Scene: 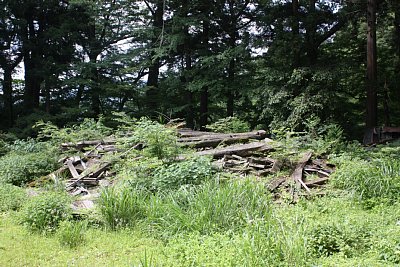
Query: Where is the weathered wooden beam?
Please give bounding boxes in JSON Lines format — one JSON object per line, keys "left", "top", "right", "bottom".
{"left": 195, "top": 141, "right": 273, "bottom": 158}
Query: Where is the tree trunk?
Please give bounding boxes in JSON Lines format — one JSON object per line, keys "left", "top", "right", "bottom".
{"left": 23, "top": 16, "right": 42, "bottom": 112}
{"left": 366, "top": 0, "right": 378, "bottom": 128}
{"left": 199, "top": 87, "right": 208, "bottom": 130}
{"left": 23, "top": 56, "right": 42, "bottom": 111}
{"left": 383, "top": 79, "right": 390, "bottom": 126}
{"left": 292, "top": 0, "right": 300, "bottom": 68}
{"left": 306, "top": 0, "right": 318, "bottom": 65}
{"left": 199, "top": 15, "right": 210, "bottom": 130}
{"left": 395, "top": 4, "right": 400, "bottom": 99}
{"left": 182, "top": 0, "right": 194, "bottom": 128}
{"left": 2, "top": 67, "right": 13, "bottom": 127}
{"left": 185, "top": 53, "right": 194, "bottom": 128}
{"left": 89, "top": 54, "right": 101, "bottom": 117}
{"left": 75, "top": 84, "right": 84, "bottom": 106}
{"left": 227, "top": 58, "right": 235, "bottom": 117}
{"left": 45, "top": 80, "right": 51, "bottom": 113}
{"left": 146, "top": 0, "right": 164, "bottom": 113}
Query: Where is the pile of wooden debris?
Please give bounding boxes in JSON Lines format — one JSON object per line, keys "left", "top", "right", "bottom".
{"left": 48, "top": 138, "right": 118, "bottom": 196}
{"left": 44, "top": 127, "right": 335, "bottom": 204}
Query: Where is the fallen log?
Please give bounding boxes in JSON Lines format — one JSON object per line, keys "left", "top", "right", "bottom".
{"left": 179, "top": 130, "right": 268, "bottom": 148}
{"left": 195, "top": 141, "right": 273, "bottom": 158}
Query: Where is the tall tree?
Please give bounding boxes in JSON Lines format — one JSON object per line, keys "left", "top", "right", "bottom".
{"left": 0, "top": 0, "right": 23, "bottom": 127}
{"left": 366, "top": 0, "right": 378, "bottom": 128}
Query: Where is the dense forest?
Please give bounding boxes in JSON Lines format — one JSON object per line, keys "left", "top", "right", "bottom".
{"left": 1, "top": 0, "right": 399, "bottom": 138}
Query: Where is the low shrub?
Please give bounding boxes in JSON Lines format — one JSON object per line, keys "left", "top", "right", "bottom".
{"left": 99, "top": 186, "right": 148, "bottom": 229}
{"left": 57, "top": 220, "right": 88, "bottom": 248}
{"left": 118, "top": 157, "right": 164, "bottom": 190}
{"left": 132, "top": 118, "right": 180, "bottom": 160}
{"left": 0, "top": 139, "right": 59, "bottom": 186}
{"left": 151, "top": 156, "right": 213, "bottom": 191}
{"left": 0, "top": 151, "right": 59, "bottom": 185}
{"left": 35, "top": 118, "right": 112, "bottom": 145}
{"left": 0, "top": 183, "right": 27, "bottom": 212}
{"left": 308, "top": 223, "right": 370, "bottom": 258}
{"left": 20, "top": 192, "right": 72, "bottom": 233}
{"left": 206, "top": 117, "right": 250, "bottom": 133}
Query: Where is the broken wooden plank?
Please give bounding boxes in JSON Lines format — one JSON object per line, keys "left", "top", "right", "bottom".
{"left": 177, "top": 128, "right": 220, "bottom": 138}
{"left": 61, "top": 139, "right": 116, "bottom": 150}
{"left": 195, "top": 141, "right": 273, "bottom": 158}
{"left": 90, "top": 162, "right": 112, "bottom": 178}
{"left": 66, "top": 161, "right": 80, "bottom": 179}
{"left": 304, "top": 167, "right": 330, "bottom": 177}
{"left": 291, "top": 152, "right": 312, "bottom": 193}
{"left": 179, "top": 130, "right": 268, "bottom": 148}
{"left": 305, "top": 177, "right": 330, "bottom": 187}
{"left": 267, "top": 177, "right": 287, "bottom": 191}
{"left": 47, "top": 166, "right": 69, "bottom": 180}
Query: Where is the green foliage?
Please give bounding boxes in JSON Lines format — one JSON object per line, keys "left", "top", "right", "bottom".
{"left": 57, "top": 220, "right": 88, "bottom": 248}
{"left": 20, "top": 192, "right": 72, "bottom": 233}
{"left": 332, "top": 158, "right": 400, "bottom": 203}
{"left": 146, "top": 179, "right": 272, "bottom": 236}
{"left": 308, "top": 223, "right": 369, "bottom": 257}
{"left": 151, "top": 157, "right": 213, "bottom": 191}
{"left": 0, "top": 142, "right": 59, "bottom": 185}
{"left": 0, "top": 139, "right": 9, "bottom": 157}
{"left": 35, "top": 117, "right": 112, "bottom": 145}
{"left": 132, "top": 118, "right": 180, "bottom": 160}
{"left": 206, "top": 117, "right": 250, "bottom": 133}
{"left": 99, "top": 186, "right": 148, "bottom": 229}
{"left": 118, "top": 157, "right": 164, "bottom": 190}
{"left": 0, "top": 183, "right": 27, "bottom": 212}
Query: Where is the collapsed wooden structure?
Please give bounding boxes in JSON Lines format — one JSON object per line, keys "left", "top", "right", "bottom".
{"left": 46, "top": 128, "right": 335, "bottom": 203}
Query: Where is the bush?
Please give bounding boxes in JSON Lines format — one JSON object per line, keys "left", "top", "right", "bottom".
{"left": 118, "top": 157, "right": 164, "bottom": 190}
{"left": 151, "top": 157, "right": 213, "bottom": 191}
{"left": 35, "top": 117, "right": 112, "bottom": 145}
{"left": 20, "top": 192, "right": 72, "bottom": 233}
{"left": 57, "top": 220, "right": 88, "bottom": 248}
{"left": 308, "top": 223, "right": 370, "bottom": 258}
{"left": 99, "top": 186, "right": 148, "bottom": 229}
{"left": 0, "top": 139, "right": 59, "bottom": 186}
{"left": 0, "top": 151, "right": 59, "bottom": 186}
{"left": 133, "top": 118, "right": 180, "bottom": 160}
{"left": 206, "top": 117, "right": 250, "bottom": 133}
{"left": 0, "top": 183, "right": 27, "bottom": 212}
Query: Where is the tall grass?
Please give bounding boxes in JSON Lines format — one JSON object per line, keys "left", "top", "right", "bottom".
{"left": 99, "top": 186, "right": 148, "bottom": 229}
{"left": 57, "top": 220, "right": 88, "bottom": 248}
{"left": 140, "top": 179, "right": 272, "bottom": 236}
{"left": 332, "top": 158, "right": 400, "bottom": 202}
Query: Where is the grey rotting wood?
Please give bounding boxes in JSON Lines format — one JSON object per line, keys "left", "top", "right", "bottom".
{"left": 291, "top": 152, "right": 313, "bottom": 193}
{"left": 196, "top": 141, "right": 273, "bottom": 158}
{"left": 66, "top": 160, "right": 80, "bottom": 179}
{"left": 178, "top": 130, "right": 268, "bottom": 148}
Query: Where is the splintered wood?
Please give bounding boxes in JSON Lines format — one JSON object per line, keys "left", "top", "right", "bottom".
{"left": 46, "top": 126, "right": 335, "bottom": 202}
{"left": 51, "top": 140, "right": 120, "bottom": 193}
{"left": 267, "top": 152, "right": 335, "bottom": 202}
